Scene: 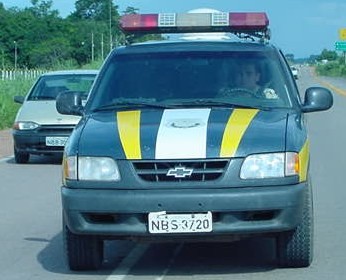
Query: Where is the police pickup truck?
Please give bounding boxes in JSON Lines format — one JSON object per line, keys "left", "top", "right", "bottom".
{"left": 56, "top": 11, "right": 333, "bottom": 270}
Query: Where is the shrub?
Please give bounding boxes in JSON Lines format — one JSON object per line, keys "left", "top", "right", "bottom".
{"left": 0, "top": 78, "right": 35, "bottom": 130}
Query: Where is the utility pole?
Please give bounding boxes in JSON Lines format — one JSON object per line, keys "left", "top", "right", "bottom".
{"left": 109, "top": 0, "right": 113, "bottom": 52}
{"left": 1, "top": 49, "right": 4, "bottom": 69}
{"left": 101, "top": 33, "right": 104, "bottom": 60}
{"left": 91, "top": 32, "right": 95, "bottom": 62}
{"left": 14, "top": 41, "right": 17, "bottom": 70}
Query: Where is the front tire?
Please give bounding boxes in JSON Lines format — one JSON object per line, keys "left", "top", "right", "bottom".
{"left": 14, "top": 146, "right": 30, "bottom": 164}
{"left": 63, "top": 220, "right": 104, "bottom": 271}
{"left": 276, "top": 180, "right": 314, "bottom": 268}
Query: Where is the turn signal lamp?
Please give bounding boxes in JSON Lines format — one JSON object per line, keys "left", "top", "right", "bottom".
{"left": 120, "top": 12, "right": 269, "bottom": 35}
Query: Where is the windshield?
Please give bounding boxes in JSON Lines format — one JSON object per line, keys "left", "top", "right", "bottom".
{"left": 27, "top": 74, "right": 97, "bottom": 101}
{"left": 90, "top": 51, "right": 293, "bottom": 110}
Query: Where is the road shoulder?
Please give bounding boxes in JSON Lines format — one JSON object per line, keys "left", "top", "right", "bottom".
{"left": 0, "top": 129, "right": 13, "bottom": 158}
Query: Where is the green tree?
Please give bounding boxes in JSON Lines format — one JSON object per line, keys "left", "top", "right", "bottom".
{"left": 71, "top": 0, "right": 119, "bottom": 21}
{"left": 30, "top": 0, "right": 58, "bottom": 17}
{"left": 68, "top": 0, "right": 121, "bottom": 61}
{"left": 0, "top": 6, "right": 12, "bottom": 67}
{"left": 0, "top": 1, "right": 151, "bottom": 69}
{"left": 17, "top": 8, "right": 72, "bottom": 68}
{"left": 122, "top": 6, "right": 139, "bottom": 15}
{"left": 318, "top": 49, "right": 338, "bottom": 61}
{"left": 0, "top": 1, "right": 74, "bottom": 68}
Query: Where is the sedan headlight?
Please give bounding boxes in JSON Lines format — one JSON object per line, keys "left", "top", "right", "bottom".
{"left": 63, "top": 156, "right": 121, "bottom": 181}
{"left": 240, "top": 152, "right": 299, "bottom": 179}
{"left": 13, "top": 121, "right": 39, "bottom": 130}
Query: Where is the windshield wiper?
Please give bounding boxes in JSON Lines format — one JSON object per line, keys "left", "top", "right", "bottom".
{"left": 93, "top": 100, "right": 176, "bottom": 111}
{"left": 30, "top": 96, "right": 56, "bottom": 100}
{"left": 94, "top": 99, "right": 271, "bottom": 112}
{"left": 174, "top": 99, "right": 271, "bottom": 110}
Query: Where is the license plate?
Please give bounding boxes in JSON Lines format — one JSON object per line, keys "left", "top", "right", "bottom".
{"left": 148, "top": 211, "right": 212, "bottom": 234}
{"left": 45, "top": 136, "right": 68, "bottom": 147}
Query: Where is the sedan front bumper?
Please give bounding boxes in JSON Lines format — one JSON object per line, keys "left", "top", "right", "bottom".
{"left": 13, "top": 125, "right": 74, "bottom": 155}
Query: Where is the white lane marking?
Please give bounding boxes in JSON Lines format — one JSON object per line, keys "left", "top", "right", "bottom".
{"left": 155, "top": 109, "right": 211, "bottom": 159}
{"left": 155, "top": 243, "right": 184, "bottom": 280}
{"left": 106, "top": 244, "right": 149, "bottom": 280}
{"left": 0, "top": 156, "right": 13, "bottom": 163}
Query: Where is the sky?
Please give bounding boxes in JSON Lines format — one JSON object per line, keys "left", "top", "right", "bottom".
{"left": 2, "top": 0, "right": 346, "bottom": 58}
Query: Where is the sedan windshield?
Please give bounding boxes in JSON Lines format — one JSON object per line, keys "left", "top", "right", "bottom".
{"left": 27, "top": 74, "right": 97, "bottom": 101}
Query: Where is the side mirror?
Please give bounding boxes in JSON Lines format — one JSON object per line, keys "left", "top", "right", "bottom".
{"left": 13, "top": 95, "right": 25, "bottom": 104}
{"left": 301, "top": 87, "right": 333, "bottom": 113}
{"left": 56, "top": 91, "right": 84, "bottom": 116}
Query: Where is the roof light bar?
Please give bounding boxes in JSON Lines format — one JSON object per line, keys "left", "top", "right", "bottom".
{"left": 120, "top": 12, "right": 269, "bottom": 36}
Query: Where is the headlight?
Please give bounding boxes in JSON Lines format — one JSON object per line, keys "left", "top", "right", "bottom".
{"left": 13, "top": 121, "right": 39, "bottom": 130}
{"left": 63, "top": 156, "right": 121, "bottom": 181}
{"left": 240, "top": 152, "right": 299, "bottom": 179}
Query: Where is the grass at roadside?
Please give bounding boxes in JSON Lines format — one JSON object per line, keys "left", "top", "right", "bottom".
{"left": 0, "top": 78, "right": 35, "bottom": 130}
{"left": 315, "top": 60, "right": 346, "bottom": 77}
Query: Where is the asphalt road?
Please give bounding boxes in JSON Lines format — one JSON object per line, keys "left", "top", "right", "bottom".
{"left": 1, "top": 66, "right": 346, "bottom": 280}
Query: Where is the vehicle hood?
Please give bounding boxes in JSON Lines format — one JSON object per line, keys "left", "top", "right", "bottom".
{"left": 76, "top": 108, "right": 292, "bottom": 159}
{"left": 15, "top": 101, "right": 81, "bottom": 125}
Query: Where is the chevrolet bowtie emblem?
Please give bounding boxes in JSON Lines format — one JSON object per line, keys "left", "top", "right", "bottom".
{"left": 166, "top": 166, "right": 193, "bottom": 178}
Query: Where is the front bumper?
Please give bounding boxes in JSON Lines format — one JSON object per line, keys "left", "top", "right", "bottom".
{"left": 12, "top": 125, "right": 74, "bottom": 155}
{"left": 62, "top": 183, "right": 306, "bottom": 240}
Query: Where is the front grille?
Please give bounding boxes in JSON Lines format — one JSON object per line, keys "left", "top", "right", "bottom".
{"left": 37, "top": 124, "right": 75, "bottom": 134}
{"left": 132, "top": 159, "right": 229, "bottom": 182}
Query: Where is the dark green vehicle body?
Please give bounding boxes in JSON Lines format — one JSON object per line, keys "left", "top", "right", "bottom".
{"left": 57, "top": 40, "right": 333, "bottom": 270}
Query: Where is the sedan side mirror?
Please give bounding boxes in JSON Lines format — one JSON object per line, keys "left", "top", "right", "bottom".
{"left": 13, "top": 95, "right": 25, "bottom": 104}
{"left": 56, "top": 91, "right": 84, "bottom": 116}
{"left": 301, "top": 87, "right": 333, "bottom": 113}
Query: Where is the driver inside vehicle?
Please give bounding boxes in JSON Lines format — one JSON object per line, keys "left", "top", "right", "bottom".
{"left": 218, "top": 60, "right": 278, "bottom": 99}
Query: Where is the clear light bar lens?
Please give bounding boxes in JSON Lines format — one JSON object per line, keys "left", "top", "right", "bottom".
{"left": 176, "top": 13, "right": 211, "bottom": 27}
{"left": 159, "top": 13, "right": 176, "bottom": 27}
{"left": 212, "top": 13, "right": 229, "bottom": 26}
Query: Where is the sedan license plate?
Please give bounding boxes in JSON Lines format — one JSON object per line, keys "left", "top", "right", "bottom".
{"left": 45, "top": 136, "right": 68, "bottom": 147}
{"left": 148, "top": 211, "right": 212, "bottom": 234}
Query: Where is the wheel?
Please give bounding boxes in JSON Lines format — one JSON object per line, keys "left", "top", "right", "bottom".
{"left": 14, "top": 146, "right": 30, "bottom": 164}
{"left": 63, "top": 219, "right": 104, "bottom": 271}
{"left": 276, "top": 179, "right": 314, "bottom": 268}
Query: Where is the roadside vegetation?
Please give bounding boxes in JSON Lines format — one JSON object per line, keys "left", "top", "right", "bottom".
{"left": 314, "top": 49, "right": 346, "bottom": 77}
{"left": 315, "top": 60, "right": 346, "bottom": 77}
{"left": 0, "top": 0, "right": 160, "bottom": 69}
{"left": 0, "top": 79, "right": 34, "bottom": 130}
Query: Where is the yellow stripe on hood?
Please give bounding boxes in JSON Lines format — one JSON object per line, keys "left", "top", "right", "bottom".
{"left": 220, "top": 109, "right": 259, "bottom": 157}
{"left": 299, "top": 139, "right": 309, "bottom": 182}
{"left": 117, "top": 111, "right": 141, "bottom": 159}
